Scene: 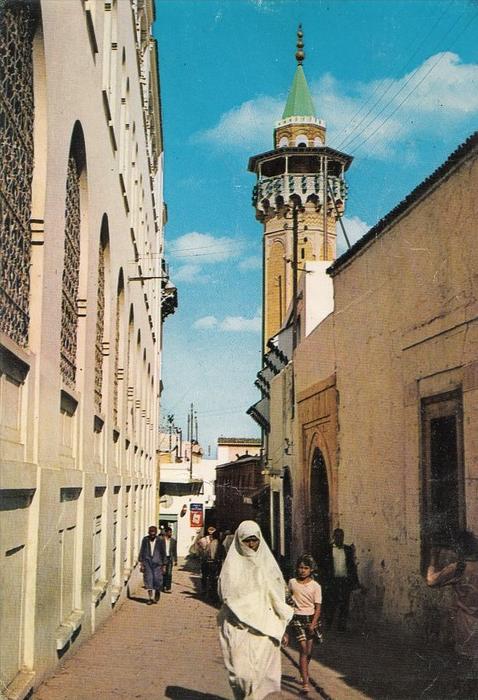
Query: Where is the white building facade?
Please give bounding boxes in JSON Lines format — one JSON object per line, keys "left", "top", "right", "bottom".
{"left": 0, "top": 1, "right": 172, "bottom": 696}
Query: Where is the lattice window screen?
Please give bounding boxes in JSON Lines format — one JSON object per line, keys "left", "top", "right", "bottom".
{"left": 0, "top": 4, "right": 36, "bottom": 346}
{"left": 113, "top": 294, "right": 120, "bottom": 424}
{"left": 94, "top": 242, "right": 105, "bottom": 411}
{"left": 60, "top": 157, "right": 81, "bottom": 387}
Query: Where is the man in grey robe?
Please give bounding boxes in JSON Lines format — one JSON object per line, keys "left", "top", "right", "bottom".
{"left": 139, "top": 525, "right": 166, "bottom": 604}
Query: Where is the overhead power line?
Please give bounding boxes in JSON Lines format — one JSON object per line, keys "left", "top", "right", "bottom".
{"left": 333, "top": 5, "right": 474, "bottom": 155}
{"left": 333, "top": 0, "right": 455, "bottom": 150}
{"left": 351, "top": 8, "right": 478, "bottom": 159}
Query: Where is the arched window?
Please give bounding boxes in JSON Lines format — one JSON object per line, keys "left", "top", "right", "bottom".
{"left": 60, "top": 148, "right": 83, "bottom": 387}
{"left": 278, "top": 136, "right": 289, "bottom": 148}
{"left": 0, "top": 3, "right": 37, "bottom": 346}
{"left": 126, "top": 306, "right": 134, "bottom": 435}
{"left": 113, "top": 271, "right": 124, "bottom": 426}
{"left": 94, "top": 219, "right": 109, "bottom": 413}
{"left": 295, "top": 134, "right": 309, "bottom": 147}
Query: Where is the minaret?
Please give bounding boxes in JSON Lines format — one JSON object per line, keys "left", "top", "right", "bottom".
{"left": 248, "top": 26, "right": 352, "bottom": 350}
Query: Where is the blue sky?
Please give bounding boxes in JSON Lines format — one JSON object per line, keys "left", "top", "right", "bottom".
{"left": 154, "top": 0, "right": 478, "bottom": 455}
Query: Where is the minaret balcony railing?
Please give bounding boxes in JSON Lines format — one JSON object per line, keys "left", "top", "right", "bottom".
{"left": 253, "top": 173, "right": 347, "bottom": 212}
{"left": 275, "top": 115, "right": 326, "bottom": 129}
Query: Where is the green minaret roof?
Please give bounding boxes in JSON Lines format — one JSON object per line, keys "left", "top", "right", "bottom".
{"left": 282, "top": 64, "right": 316, "bottom": 119}
{"left": 281, "top": 25, "right": 316, "bottom": 119}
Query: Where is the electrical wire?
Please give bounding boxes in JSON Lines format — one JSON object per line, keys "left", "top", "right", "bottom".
{"left": 334, "top": 5, "right": 474, "bottom": 155}
{"left": 333, "top": 0, "right": 455, "bottom": 150}
{"left": 352, "top": 8, "right": 478, "bottom": 159}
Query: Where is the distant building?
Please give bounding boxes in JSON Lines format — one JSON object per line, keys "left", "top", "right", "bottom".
{"left": 0, "top": 1, "right": 174, "bottom": 694}
{"left": 215, "top": 452, "right": 267, "bottom": 535}
{"left": 217, "top": 436, "right": 262, "bottom": 464}
{"left": 159, "top": 440, "right": 217, "bottom": 556}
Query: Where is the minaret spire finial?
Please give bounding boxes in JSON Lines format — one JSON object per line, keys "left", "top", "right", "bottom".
{"left": 295, "top": 24, "right": 305, "bottom": 65}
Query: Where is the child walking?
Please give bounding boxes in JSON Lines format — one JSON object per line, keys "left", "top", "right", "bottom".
{"left": 285, "top": 554, "right": 322, "bottom": 695}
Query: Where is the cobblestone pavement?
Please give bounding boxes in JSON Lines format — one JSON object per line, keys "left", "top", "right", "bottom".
{"left": 33, "top": 561, "right": 467, "bottom": 700}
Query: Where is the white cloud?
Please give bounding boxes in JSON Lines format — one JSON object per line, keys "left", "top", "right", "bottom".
{"left": 239, "top": 256, "right": 262, "bottom": 271}
{"left": 343, "top": 215, "right": 370, "bottom": 243}
{"left": 337, "top": 215, "right": 370, "bottom": 256}
{"left": 197, "top": 96, "right": 283, "bottom": 151}
{"left": 168, "top": 231, "right": 243, "bottom": 264}
{"left": 193, "top": 311, "right": 261, "bottom": 333}
{"left": 198, "top": 53, "right": 478, "bottom": 159}
{"left": 249, "top": 0, "right": 277, "bottom": 13}
{"left": 194, "top": 315, "right": 218, "bottom": 329}
{"left": 220, "top": 314, "right": 261, "bottom": 332}
{"left": 173, "top": 264, "right": 205, "bottom": 284}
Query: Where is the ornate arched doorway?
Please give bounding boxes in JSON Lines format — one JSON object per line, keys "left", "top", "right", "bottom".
{"left": 310, "top": 448, "right": 330, "bottom": 568}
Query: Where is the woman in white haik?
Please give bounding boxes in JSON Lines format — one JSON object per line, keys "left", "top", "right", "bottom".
{"left": 217, "top": 520, "right": 293, "bottom": 700}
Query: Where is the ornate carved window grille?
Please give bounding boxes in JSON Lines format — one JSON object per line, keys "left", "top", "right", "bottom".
{"left": 94, "top": 241, "right": 105, "bottom": 411}
{"left": 60, "top": 157, "right": 81, "bottom": 387}
{"left": 0, "top": 3, "right": 36, "bottom": 346}
{"left": 113, "top": 294, "right": 120, "bottom": 425}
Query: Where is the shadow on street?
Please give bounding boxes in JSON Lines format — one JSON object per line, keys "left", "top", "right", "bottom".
{"left": 178, "top": 558, "right": 221, "bottom": 610}
{"left": 165, "top": 686, "right": 229, "bottom": 700}
{"left": 292, "top": 628, "right": 468, "bottom": 699}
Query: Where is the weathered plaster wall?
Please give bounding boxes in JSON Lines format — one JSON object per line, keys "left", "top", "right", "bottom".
{"left": 333, "top": 148, "right": 478, "bottom": 637}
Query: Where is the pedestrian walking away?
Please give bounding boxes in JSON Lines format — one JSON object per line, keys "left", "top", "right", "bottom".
{"left": 323, "top": 528, "right": 360, "bottom": 632}
{"left": 284, "top": 554, "right": 322, "bottom": 695}
{"left": 204, "top": 529, "right": 226, "bottom": 601}
{"left": 198, "top": 524, "right": 217, "bottom": 594}
{"left": 138, "top": 525, "right": 166, "bottom": 604}
{"left": 427, "top": 529, "right": 478, "bottom": 696}
{"left": 221, "top": 529, "right": 235, "bottom": 554}
{"left": 162, "top": 526, "right": 178, "bottom": 592}
{"left": 217, "top": 520, "right": 293, "bottom": 700}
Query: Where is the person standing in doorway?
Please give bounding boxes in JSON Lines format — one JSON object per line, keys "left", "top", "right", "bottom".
{"left": 139, "top": 525, "right": 166, "bottom": 605}
{"left": 323, "top": 528, "right": 360, "bottom": 632}
{"left": 162, "top": 526, "right": 177, "bottom": 593}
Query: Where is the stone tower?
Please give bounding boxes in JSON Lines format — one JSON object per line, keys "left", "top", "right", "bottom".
{"left": 248, "top": 26, "right": 352, "bottom": 349}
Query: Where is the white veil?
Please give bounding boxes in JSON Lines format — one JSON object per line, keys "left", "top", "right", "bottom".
{"left": 218, "top": 520, "right": 293, "bottom": 642}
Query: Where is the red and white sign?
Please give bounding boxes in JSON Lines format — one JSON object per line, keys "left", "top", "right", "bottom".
{"left": 189, "top": 502, "right": 203, "bottom": 527}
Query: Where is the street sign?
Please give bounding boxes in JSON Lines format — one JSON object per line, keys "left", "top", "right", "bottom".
{"left": 189, "top": 502, "right": 203, "bottom": 527}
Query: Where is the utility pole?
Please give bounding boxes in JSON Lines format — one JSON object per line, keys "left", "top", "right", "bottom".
{"left": 189, "top": 403, "right": 194, "bottom": 480}
{"left": 323, "top": 155, "right": 328, "bottom": 260}
{"left": 292, "top": 201, "right": 299, "bottom": 351}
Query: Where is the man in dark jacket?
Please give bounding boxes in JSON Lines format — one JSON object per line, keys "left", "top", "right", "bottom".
{"left": 162, "top": 527, "right": 178, "bottom": 593}
{"left": 323, "top": 528, "right": 360, "bottom": 632}
{"left": 139, "top": 526, "right": 166, "bottom": 604}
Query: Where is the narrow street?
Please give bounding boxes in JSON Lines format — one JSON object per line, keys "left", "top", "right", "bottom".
{"left": 32, "top": 561, "right": 461, "bottom": 700}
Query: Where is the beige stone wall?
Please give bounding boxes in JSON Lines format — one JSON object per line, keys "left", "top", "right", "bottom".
{"left": 293, "top": 316, "right": 337, "bottom": 559}
{"left": 0, "top": 1, "right": 165, "bottom": 695}
{"left": 333, "top": 146, "right": 478, "bottom": 636}
{"left": 263, "top": 204, "right": 337, "bottom": 348}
